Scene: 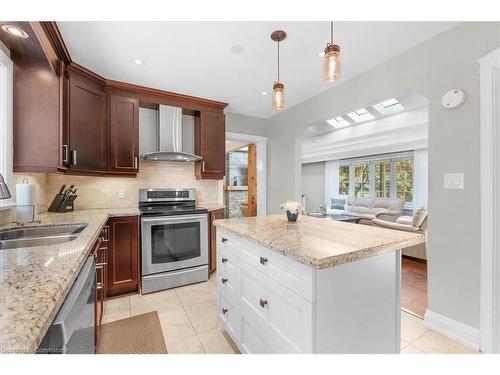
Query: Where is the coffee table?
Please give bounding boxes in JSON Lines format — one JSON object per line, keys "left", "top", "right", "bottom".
{"left": 327, "top": 214, "right": 361, "bottom": 223}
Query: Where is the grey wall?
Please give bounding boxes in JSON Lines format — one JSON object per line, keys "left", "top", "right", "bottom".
{"left": 226, "top": 112, "right": 268, "bottom": 136}
{"left": 263, "top": 22, "right": 500, "bottom": 329}
{"left": 301, "top": 162, "right": 325, "bottom": 212}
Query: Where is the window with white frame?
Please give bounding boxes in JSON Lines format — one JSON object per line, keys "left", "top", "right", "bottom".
{"left": 0, "top": 47, "right": 14, "bottom": 206}
{"left": 337, "top": 152, "right": 415, "bottom": 206}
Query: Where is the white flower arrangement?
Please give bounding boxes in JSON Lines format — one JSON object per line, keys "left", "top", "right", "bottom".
{"left": 280, "top": 200, "right": 303, "bottom": 214}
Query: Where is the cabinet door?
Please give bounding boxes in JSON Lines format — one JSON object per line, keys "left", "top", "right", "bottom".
{"left": 107, "top": 216, "right": 139, "bottom": 297}
{"left": 195, "top": 110, "right": 225, "bottom": 180}
{"left": 109, "top": 95, "right": 139, "bottom": 174}
{"left": 68, "top": 76, "right": 107, "bottom": 172}
{"left": 209, "top": 209, "right": 225, "bottom": 274}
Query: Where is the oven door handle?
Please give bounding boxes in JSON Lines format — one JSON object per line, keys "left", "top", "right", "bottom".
{"left": 141, "top": 214, "right": 207, "bottom": 224}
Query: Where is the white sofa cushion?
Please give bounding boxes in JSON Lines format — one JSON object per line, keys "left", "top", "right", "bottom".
{"left": 413, "top": 208, "right": 428, "bottom": 227}
{"left": 396, "top": 216, "right": 413, "bottom": 225}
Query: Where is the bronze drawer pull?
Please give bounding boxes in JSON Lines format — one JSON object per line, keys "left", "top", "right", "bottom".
{"left": 222, "top": 308, "right": 228, "bottom": 314}
{"left": 259, "top": 257, "right": 268, "bottom": 265}
{"left": 221, "top": 257, "right": 228, "bottom": 263}
{"left": 259, "top": 299, "right": 268, "bottom": 308}
{"left": 221, "top": 238, "right": 227, "bottom": 243}
{"left": 221, "top": 277, "right": 228, "bottom": 284}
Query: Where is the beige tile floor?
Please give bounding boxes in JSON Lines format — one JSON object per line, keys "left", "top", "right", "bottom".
{"left": 103, "top": 276, "right": 477, "bottom": 354}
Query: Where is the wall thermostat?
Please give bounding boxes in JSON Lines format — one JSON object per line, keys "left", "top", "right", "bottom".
{"left": 441, "top": 89, "right": 466, "bottom": 109}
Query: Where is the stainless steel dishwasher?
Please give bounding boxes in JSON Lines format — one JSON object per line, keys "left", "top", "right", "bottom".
{"left": 38, "top": 256, "right": 96, "bottom": 354}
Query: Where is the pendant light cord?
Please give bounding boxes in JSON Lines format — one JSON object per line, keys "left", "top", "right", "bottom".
{"left": 331, "top": 21, "right": 333, "bottom": 44}
{"left": 277, "top": 40, "right": 280, "bottom": 83}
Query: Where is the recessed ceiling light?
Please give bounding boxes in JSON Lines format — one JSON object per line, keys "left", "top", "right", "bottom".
{"left": 230, "top": 45, "right": 245, "bottom": 54}
{"left": 261, "top": 91, "right": 268, "bottom": 96}
{"left": 133, "top": 58, "right": 144, "bottom": 65}
{"left": 1, "top": 24, "right": 29, "bottom": 39}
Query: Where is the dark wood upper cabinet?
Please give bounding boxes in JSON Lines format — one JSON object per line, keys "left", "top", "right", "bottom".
{"left": 106, "top": 216, "right": 139, "bottom": 297}
{"left": 109, "top": 95, "right": 139, "bottom": 174}
{"left": 195, "top": 110, "right": 226, "bottom": 180}
{"left": 66, "top": 73, "right": 108, "bottom": 172}
{"left": 5, "top": 23, "right": 228, "bottom": 177}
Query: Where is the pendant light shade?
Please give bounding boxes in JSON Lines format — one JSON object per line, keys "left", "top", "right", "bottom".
{"left": 271, "top": 30, "right": 286, "bottom": 111}
{"left": 323, "top": 22, "right": 341, "bottom": 82}
{"left": 272, "top": 82, "right": 285, "bottom": 111}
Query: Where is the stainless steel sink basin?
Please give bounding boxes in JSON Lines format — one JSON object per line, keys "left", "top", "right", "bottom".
{"left": 0, "top": 223, "right": 88, "bottom": 250}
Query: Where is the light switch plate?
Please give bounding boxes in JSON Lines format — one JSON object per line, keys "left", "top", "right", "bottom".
{"left": 444, "top": 173, "right": 464, "bottom": 189}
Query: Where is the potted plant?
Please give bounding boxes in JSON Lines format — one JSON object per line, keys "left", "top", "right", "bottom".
{"left": 280, "top": 201, "right": 303, "bottom": 222}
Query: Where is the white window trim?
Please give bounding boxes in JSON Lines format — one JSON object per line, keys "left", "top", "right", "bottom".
{"left": 0, "top": 48, "right": 14, "bottom": 208}
{"left": 336, "top": 152, "right": 415, "bottom": 208}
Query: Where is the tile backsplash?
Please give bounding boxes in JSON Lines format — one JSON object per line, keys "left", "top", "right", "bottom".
{"left": 14, "top": 161, "right": 223, "bottom": 213}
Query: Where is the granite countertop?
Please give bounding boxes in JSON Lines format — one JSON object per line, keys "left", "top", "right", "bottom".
{"left": 214, "top": 214, "right": 425, "bottom": 269}
{"left": 0, "top": 207, "right": 139, "bottom": 353}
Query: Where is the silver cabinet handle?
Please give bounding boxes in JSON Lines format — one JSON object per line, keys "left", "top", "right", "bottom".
{"left": 259, "top": 257, "right": 268, "bottom": 265}
{"left": 221, "top": 238, "right": 227, "bottom": 243}
{"left": 221, "top": 257, "right": 228, "bottom": 263}
{"left": 71, "top": 150, "right": 77, "bottom": 166}
{"left": 221, "top": 277, "right": 228, "bottom": 284}
{"left": 62, "top": 145, "right": 68, "bottom": 164}
{"left": 259, "top": 299, "right": 268, "bottom": 308}
{"left": 202, "top": 160, "right": 206, "bottom": 172}
{"left": 222, "top": 308, "right": 228, "bottom": 315}
{"left": 134, "top": 156, "right": 138, "bottom": 169}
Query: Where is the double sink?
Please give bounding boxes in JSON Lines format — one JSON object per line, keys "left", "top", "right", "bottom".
{"left": 0, "top": 223, "right": 88, "bottom": 250}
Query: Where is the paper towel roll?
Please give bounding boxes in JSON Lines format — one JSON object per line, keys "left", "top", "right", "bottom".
{"left": 16, "top": 182, "right": 37, "bottom": 222}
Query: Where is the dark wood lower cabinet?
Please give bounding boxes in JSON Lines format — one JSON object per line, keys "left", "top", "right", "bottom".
{"left": 106, "top": 216, "right": 139, "bottom": 298}
{"left": 209, "top": 208, "right": 225, "bottom": 275}
{"left": 94, "top": 224, "right": 109, "bottom": 349}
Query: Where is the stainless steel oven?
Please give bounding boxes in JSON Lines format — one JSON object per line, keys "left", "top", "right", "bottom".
{"left": 139, "top": 188, "right": 208, "bottom": 293}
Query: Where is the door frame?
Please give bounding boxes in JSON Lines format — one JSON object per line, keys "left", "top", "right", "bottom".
{"left": 479, "top": 47, "right": 500, "bottom": 353}
{"left": 226, "top": 132, "right": 268, "bottom": 216}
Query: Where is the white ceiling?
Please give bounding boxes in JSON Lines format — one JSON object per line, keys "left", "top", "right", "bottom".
{"left": 57, "top": 21, "right": 457, "bottom": 118}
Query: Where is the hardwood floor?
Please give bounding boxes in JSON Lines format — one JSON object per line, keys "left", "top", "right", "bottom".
{"left": 401, "top": 257, "right": 427, "bottom": 318}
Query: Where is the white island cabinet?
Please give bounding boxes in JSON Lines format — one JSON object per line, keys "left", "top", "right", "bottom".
{"left": 214, "top": 215, "right": 425, "bottom": 354}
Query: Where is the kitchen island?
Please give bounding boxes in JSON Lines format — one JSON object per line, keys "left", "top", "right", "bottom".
{"left": 213, "top": 214, "right": 425, "bottom": 354}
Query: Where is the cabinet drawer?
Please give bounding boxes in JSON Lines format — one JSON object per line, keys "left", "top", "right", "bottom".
{"left": 217, "top": 242, "right": 237, "bottom": 278}
{"left": 217, "top": 291, "right": 240, "bottom": 343}
{"left": 238, "top": 261, "right": 314, "bottom": 353}
{"left": 216, "top": 231, "right": 238, "bottom": 259}
{"left": 217, "top": 267, "right": 237, "bottom": 302}
{"left": 236, "top": 235, "right": 315, "bottom": 302}
{"left": 239, "top": 311, "right": 279, "bottom": 354}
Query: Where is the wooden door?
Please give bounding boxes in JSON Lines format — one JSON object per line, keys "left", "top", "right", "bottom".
{"left": 109, "top": 95, "right": 139, "bottom": 174}
{"left": 247, "top": 143, "right": 257, "bottom": 216}
{"left": 195, "top": 110, "right": 225, "bottom": 180}
{"left": 68, "top": 76, "right": 107, "bottom": 172}
{"left": 209, "top": 208, "right": 225, "bottom": 274}
{"left": 107, "top": 216, "right": 139, "bottom": 297}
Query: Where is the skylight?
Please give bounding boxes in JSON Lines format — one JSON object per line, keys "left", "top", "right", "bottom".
{"left": 347, "top": 109, "right": 375, "bottom": 123}
{"left": 373, "top": 98, "right": 405, "bottom": 116}
{"left": 327, "top": 116, "right": 350, "bottom": 129}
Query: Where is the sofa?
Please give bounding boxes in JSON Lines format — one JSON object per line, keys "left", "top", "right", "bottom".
{"left": 372, "top": 208, "right": 428, "bottom": 233}
{"left": 329, "top": 196, "right": 404, "bottom": 222}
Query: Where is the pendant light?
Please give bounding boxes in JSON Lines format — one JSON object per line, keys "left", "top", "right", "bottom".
{"left": 323, "top": 21, "right": 341, "bottom": 82}
{"left": 271, "top": 30, "right": 286, "bottom": 111}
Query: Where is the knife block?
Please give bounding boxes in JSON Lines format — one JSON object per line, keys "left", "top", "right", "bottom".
{"left": 48, "top": 194, "right": 75, "bottom": 212}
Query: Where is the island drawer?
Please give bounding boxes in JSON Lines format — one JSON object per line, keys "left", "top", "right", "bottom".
{"left": 239, "top": 310, "right": 282, "bottom": 354}
{"left": 217, "top": 237, "right": 237, "bottom": 275}
{"left": 238, "top": 260, "right": 314, "bottom": 353}
{"left": 216, "top": 267, "right": 237, "bottom": 302}
{"left": 235, "top": 236, "right": 315, "bottom": 302}
{"left": 217, "top": 290, "right": 240, "bottom": 344}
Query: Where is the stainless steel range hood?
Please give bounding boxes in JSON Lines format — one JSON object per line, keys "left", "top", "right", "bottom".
{"left": 140, "top": 105, "right": 202, "bottom": 162}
